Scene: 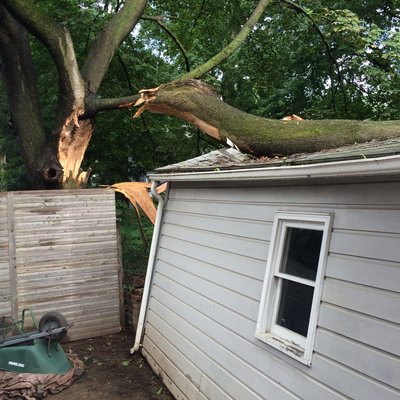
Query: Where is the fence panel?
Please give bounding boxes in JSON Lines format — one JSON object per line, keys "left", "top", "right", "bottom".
{"left": 0, "top": 189, "right": 121, "bottom": 341}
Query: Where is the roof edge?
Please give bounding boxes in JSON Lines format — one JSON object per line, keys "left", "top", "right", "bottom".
{"left": 148, "top": 154, "right": 400, "bottom": 184}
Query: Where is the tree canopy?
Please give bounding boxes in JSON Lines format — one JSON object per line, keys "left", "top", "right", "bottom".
{"left": 0, "top": 0, "right": 399, "bottom": 189}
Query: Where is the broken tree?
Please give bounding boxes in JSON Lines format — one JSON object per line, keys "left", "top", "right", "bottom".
{"left": 0, "top": 0, "right": 399, "bottom": 188}
{"left": 134, "top": 80, "right": 400, "bottom": 156}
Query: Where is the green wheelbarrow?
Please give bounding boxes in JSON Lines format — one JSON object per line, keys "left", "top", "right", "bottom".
{"left": 0, "top": 309, "right": 72, "bottom": 374}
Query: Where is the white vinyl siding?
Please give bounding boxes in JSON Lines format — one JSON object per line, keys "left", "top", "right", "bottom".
{"left": 142, "top": 181, "right": 400, "bottom": 400}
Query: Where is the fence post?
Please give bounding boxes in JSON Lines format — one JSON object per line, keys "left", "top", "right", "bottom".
{"left": 7, "top": 191, "right": 18, "bottom": 320}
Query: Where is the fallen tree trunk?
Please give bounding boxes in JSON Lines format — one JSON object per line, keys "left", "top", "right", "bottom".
{"left": 134, "top": 80, "right": 400, "bottom": 156}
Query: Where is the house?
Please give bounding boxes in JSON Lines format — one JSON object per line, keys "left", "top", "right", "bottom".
{"left": 132, "top": 139, "right": 400, "bottom": 400}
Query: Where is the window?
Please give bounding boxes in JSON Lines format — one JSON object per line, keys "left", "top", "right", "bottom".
{"left": 256, "top": 212, "right": 332, "bottom": 365}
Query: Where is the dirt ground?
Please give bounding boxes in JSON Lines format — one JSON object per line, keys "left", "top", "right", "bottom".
{"left": 50, "top": 329, "right": 174, "bottom": 400}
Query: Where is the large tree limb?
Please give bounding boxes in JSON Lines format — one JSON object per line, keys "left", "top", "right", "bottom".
{"left": 179, "top": 0, "right": 271, "bottom": 80}
{"left": 134, "top": 80, "right": 400, "bottom": 156}
{"left": 81, "top": 0, "right": 148, "bottom": 93}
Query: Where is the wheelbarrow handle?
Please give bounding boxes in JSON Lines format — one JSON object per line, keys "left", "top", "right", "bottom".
{"left": 0, "top": 323, "right": 73, "bottom": 348}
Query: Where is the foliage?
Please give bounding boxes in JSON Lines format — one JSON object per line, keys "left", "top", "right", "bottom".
{"left": 0, "top": 153, "right": 30, "bottom": 192}
{"left": 0, "top": 162, "right": 5, "bottom": 191}
{"left": 216, "top": 0, "right": 400, "bottom": 121}
{"left": 103, "top": 0, "right": 397, "bottom": 173}
{"left": 0, "top": 83, "right": 31, "bottom": 191}
{"left": 116, "top": 199, "right": 154, "bottom": 280}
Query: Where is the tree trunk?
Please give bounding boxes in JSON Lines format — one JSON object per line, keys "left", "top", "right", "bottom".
{"left": 0, "top": 5, "right": 47, "bottom": 187}
{"left": 0, "top": 0, "right": 148, "bottom": 189}
{"left": 0, "top": 2, "right": 90, "bottom": 189}
{"left": 135, "top": 80, "right": 400, "bottom": 156}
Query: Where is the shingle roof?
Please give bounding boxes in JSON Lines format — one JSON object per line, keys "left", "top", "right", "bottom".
{"left": 154, "top": 137, "right": 400, "bottom": 173}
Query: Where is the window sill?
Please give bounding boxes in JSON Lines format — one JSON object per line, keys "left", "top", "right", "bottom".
{"left": 255, "top": 332, "right": 312, "bottom": 366}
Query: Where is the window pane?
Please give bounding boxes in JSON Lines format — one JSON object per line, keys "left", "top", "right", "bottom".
{"left": 276, "top": 280, "right": 314, "bottom": 337}
{"left": 281, "top": 227, "right": 323, "bottom": 281}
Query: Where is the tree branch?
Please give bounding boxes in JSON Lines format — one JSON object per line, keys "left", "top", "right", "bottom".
{"left": 179, "top": 0, "right": 271, "bottom": 80}
{"left": 81, "top": 10, "right": 103, "bottom": 59}
{"left": 136, "top": 113, "right": 157, "bottom": 152}
{"left": 80, "top": 0, "right": 148, "bottom": 93}
{"left": 190, "top": 0, "right": 207, "bottom": 36}
{"left": 116, "top": 52, "right": 157, "bottom": 149}
{"left": 85, "top": 95, "right": 141, "bottom": 115}
{"left": 280, "top": 0, "right": 349, "bottom": 117}
{"left": 142, "top": 15, "right": 190, "bottom": 72}
{"left": 117, "top": 53, "right": 138, "bottom": 92}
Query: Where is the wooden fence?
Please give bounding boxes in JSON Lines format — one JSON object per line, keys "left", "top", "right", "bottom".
{"left": 0, "top": 189, "right": 121, "bottom": 341}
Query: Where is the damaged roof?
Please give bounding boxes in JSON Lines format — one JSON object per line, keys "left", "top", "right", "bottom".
{"left": 154, "top": 137, "right": 400, "bottom": 173}
{"left": 148, "top": 137, "right": 400, "bottom": 185}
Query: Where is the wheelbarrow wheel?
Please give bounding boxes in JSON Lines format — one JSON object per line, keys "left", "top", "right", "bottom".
{"left": 39, "top": 311, "right": 68, "bottom": 342}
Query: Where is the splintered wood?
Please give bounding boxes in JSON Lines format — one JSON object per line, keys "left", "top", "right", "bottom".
{"left": 109, "top": 182, "right": 167, "bottom": 224}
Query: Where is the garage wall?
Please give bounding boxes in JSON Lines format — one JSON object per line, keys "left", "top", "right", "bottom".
{"left": 0, "top": 189, "right": 121, "bottom": 341}
{"left": 142, "top": 181, "right": 400, "bottom": 400}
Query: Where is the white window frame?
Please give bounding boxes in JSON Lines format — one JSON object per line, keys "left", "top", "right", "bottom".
{"left": 256, "top": 212, "right": 333, "bottom": 365}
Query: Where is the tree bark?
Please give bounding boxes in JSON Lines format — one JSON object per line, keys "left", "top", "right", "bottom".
{"left": 0, "top": 6, "right": 53, "bottom": 187}
{"left": 135, "top": 80, "right": 400, "bottom": 156}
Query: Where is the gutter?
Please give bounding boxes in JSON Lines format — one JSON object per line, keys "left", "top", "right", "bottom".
{"left": 130, "top": 181, "right": 166, "bottom": 354}
{"left": 148, "top": 154, "right": 400, "bottom": 184}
